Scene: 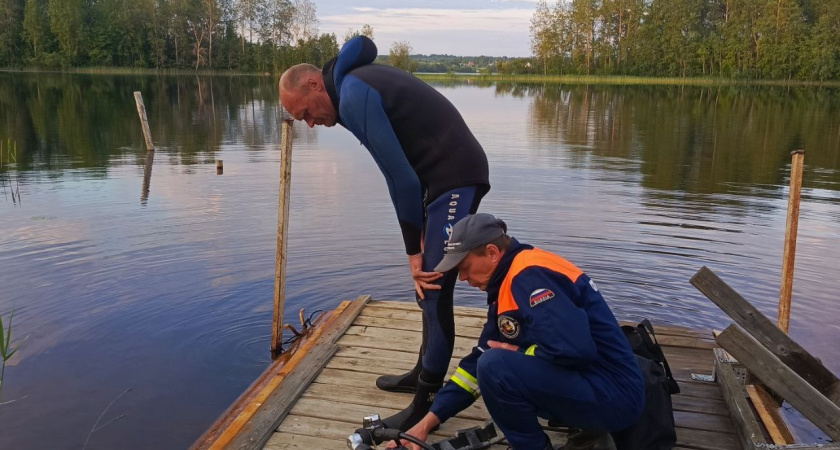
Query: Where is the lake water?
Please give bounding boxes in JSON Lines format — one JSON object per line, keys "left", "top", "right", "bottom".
{"left": 1, "top": 73, "right": 839, "bottom": 449}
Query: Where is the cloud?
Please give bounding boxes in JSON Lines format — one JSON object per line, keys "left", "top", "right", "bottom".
{"left": 319, "top": 7, "right": 536, "bottom": 56}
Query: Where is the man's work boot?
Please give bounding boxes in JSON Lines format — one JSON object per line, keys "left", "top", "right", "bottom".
{"left": 382, "top": 377, "right": 442, "bottom": 431}
{"left": 556, "top": 429, "right": 615, "bottom": 450}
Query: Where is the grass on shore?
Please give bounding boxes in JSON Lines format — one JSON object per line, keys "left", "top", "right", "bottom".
{"left": 415, "top": 73, "right": 840, "bottom": 87}
{"left": 4, "top": 67, "right": 840, "bottom": 86}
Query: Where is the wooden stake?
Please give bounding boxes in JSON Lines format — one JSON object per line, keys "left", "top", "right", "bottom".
{"left": 271, "top": 119, "right": 294, "bottom": 354}
{"left": 215, "top": 160, "right": 223, "bottom": 175}
{"left": 778, "top": 150, "right": 804, "bottom": 334}
{"left": 133, "top": 92, "right": 155, "bottom": 152}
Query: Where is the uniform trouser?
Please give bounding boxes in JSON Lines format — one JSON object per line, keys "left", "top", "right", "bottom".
{"left": 417, "top": 186, "right": 483, "bottom": 379}
{"left": 477, "top": 349, "right": 641, "bottom": 450}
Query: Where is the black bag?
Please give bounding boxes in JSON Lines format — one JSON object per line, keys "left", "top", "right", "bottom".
{"left": 611, "top": 320, "right": 679, "bottom": 450}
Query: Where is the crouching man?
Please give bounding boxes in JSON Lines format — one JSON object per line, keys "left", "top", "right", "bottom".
{"left": 389, "top": 213, "right": 645, "bottom": 450}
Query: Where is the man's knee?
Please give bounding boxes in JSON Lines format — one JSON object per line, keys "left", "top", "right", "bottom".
{"left": 477, "top": 348, "right": 515, "bottom": 387}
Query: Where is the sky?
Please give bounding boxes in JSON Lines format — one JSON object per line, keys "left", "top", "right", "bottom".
{"left": 314, "top": 0, "right": 547, "bottom": 57}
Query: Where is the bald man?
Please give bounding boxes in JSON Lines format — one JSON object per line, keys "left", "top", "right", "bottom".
{"left": 279, "top": 36, "right": 490, "bottom": 431}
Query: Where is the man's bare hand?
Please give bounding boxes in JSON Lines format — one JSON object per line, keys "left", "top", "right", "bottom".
{"left": 386, "top": 412, "right": 439, "bottom": 449}
{"left": 409, "top": 253, "right": 442, "bottom": 300}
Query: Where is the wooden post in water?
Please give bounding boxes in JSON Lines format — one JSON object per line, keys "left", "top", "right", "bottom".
{"left": 271, "top": 117, "right": 294, "bottom": 354}
{"left": 134, "top": 92, "right": 156, "bottom": 205}
{"left": 778, "top": 150, "right": 805, "bottom": 334}
{"left": 133, "top": 92, "right": 155, "bottom": 152}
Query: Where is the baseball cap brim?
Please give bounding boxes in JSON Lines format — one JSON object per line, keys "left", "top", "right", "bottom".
{"left": 433, "top": 250, "right": 469, "bottom": 273}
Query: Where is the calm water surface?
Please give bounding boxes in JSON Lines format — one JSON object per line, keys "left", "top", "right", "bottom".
{"left": 1, "top": 73, "right": 839, "bottom": 449}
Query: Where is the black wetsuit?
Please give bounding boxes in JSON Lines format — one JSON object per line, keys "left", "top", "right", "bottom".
{"left": 322, "top": 36, "right": 490, "bottom": 379}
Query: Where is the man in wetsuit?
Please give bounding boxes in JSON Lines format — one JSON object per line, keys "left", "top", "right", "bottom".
{"left": 279, "top": 36, "right": 490, "bottom": 431}
{"left": 391, "top": 214, "right": 644, "bottom": 450}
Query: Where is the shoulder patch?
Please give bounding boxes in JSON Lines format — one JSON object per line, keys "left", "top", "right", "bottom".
{"left": 497, "top": 315, "right": 521, "bottom": 339}
{"left": 529, "top": 288, "right": 555, "bottom": 307}
{"left": 589, "top": 279, "right": 599, "bottom": 292}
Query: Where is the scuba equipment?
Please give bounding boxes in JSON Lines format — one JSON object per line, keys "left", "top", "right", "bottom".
{"left": 347, "top": 415, "right": 503, "bottom": 450}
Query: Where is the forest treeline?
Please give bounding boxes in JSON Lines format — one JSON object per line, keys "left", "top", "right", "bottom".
{"left": 530, "top": 0, "right": 840, "bottom": 80}
{"left": 0, "top": 0, "right": 345, "bottom": 72}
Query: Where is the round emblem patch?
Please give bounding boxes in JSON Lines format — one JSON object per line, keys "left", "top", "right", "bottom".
{"left": 497, "top": 315, "right": 520, "bottom": 339}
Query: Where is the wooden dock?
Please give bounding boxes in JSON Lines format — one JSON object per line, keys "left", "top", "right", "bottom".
{"left": 194, "top": 297, "right": 739, "bottom": 450}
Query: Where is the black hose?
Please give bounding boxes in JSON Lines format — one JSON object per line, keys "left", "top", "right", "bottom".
{"left": 397, "top": 431, "right": 436, "bottom": 450}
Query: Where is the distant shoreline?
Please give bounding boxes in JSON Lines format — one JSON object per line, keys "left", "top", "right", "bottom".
{"left": 415, "top": 73, "right": 840, "bottom": 88}
{"left": 3, "top": 67, "right": 839, "bottom": 87}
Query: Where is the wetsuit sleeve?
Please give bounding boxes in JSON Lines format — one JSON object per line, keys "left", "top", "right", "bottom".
{"left": 430, "top": 313, "right": 499, "bottom": 423}
{"left": 338, "top": 75, "right": 424, "bottom": 255}
{"left": 511, "top": 267, "right": 598, "bottom": 365}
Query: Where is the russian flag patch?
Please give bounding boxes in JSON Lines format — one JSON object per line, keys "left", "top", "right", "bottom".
{"left": 529, "top": 288, "right": 555, "bottom": 307}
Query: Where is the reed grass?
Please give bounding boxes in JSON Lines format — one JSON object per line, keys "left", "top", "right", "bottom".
{"left": 1, "top": 138, "right": 18, "bottom": 166}
{"left": 0, "top": 307, "right": 23, "bottom": 403}
{"left": 1, "top": 139, "right": 21, "bottom": 206}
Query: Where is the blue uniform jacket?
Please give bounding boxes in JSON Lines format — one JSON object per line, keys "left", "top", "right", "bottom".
{"left": 321, "top": 37, "right": 490, "bottom": 255}
{"left": 430, "top": 239, "right": 644, "bottom": 422}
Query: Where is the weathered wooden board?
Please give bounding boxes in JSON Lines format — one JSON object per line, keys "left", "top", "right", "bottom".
{"left": 216, "top": 299, "right": 744, "bottom": 450}
{"left": 691, "top": 266, "right": 840, "bottom": 405}
{"left": 716, "top": 324, "right": 840, "bottom": 442}
{"left": 714, "top": 348, "right": 767, "bottom": 450}
{"left": 225, "top": 296, "right": 370, "bottom": 450}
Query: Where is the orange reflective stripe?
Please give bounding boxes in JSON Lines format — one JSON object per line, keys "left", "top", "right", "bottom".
{"left": 497, "top": 248, "right": 584, "bottom": 314}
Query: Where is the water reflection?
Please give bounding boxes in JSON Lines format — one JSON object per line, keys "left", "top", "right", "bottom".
{"left": 1, "top": 74, "right": 839, "bottom": 449}
{"left": 141, "top": 150, "right": 154, "bottom": 206}
{"left": 0, "top": 73, "right": 282, "bottom": 173}
{"left": 493, "top": 82, "right": 840, "bottom": 194}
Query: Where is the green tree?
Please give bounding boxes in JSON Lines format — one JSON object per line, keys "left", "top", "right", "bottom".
{"left": 389, "top": 40, "right": 415, "bottom": 72}
{"left": 804, "top": 0, "right": 840, "bottom": 80}
{"left": 530, "top": 0, "right": 557, "bottom": 75}
{"left": 48, "top": 0, "right": 88, "bottom": 66}
{"left": 0, "top": 0, "right": 26, "bottom": 66}
{"left": 23, "top": 0, "right": 54, "bottom": 64}
{"left": 343, "top": 23, "right": 373, "bottom": 43}
{"left": 757, "top": 0, "right": 806, "bottom": 79}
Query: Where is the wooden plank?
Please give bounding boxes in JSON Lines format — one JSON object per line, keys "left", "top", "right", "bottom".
{"left": 676, "top": 379, "right": 725, "bottom": 401}
{"left": 363, "top": 303, "right": 713, "bottom": 341}
{"left": 360, "top": 306, "right": 488, "bottom": 328}
{"left": 369, "top": 300, "right": 486, "bottom": 317}
{"left": 272, "top": 417, "right": 511, "bottom": 450}
{"left": 714, "top": 348, "right": 766, "bottom": 450}
{"left": 300, "top": 382, "right": 491, "bottom": 421}
{"left": 672, "top": 395, "right": 729, "bottom": 416}
{"left": 716, "top": 324, "right": 840, "bottom": 441}
{"left": 226, "top": 296, "right": 371, "bottom": 450}
{"left": 675, "top": 427, "right": 740, "bottom": 450}
{"left": 673, "top": 410, "right": 735, "bottom": 434}
{"left": 289, "top": 396, "right": 482, "bottom": 431}
{"left": 264, "top": 433, "right": 340, "bottom": 450}
{"left": 337, "top": 334, "right": 476, "bottom": 357}
{"left": 355, "top": 314, "right": 715, "bottom": 350}
{"left": 264, "top": 432, "right": 511, "bottom": 450}
{"left": 691, "top": 266, "right": 840, "bottom": 405}
{"left": 327, "top": 352, "right": 728, "bottom": 416}
{"left": 745, "top": 384, "right": 795, "bottom": 445}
